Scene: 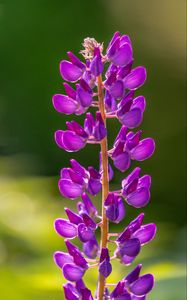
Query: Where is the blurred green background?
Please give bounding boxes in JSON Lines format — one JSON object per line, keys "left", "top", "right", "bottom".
{"left": 0, "top": 0, "right": 186, "bottom": 299}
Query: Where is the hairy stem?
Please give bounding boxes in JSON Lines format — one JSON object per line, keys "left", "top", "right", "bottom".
{"left": 97, "top": 75, "right": 109, "bottom": 299}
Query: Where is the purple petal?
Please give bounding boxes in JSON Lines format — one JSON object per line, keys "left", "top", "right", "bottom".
{"left": 119, "top": 108, "right": 143, "bottom": 128}
{"left": 106, "top": 197, "right": 125, "bottom": 223}
{"left": 129, "top": 274, "right": 154, "bottom": 296}
{"left": 58, "top": 179, "right": 83, "bottom": 199}
{"left": 60, "top": 167, "right": 71, "bottom": 179}
{"left": 54, "top": 218, "right": 77, "bottom": 238}
{"left": 122, "top": 167, "right": 141, "bottom": 188}
{"left": 111, "top": 43, "right": 133, "bottom": 67}
{"left": 121, "top": 254, "right": 135, "bottom": 265}
{"left": 84, "top": 112, "right": 95, "bottom": 136}
{"left": 132, "top": 96, "right": 146, "bottom": 112}
{"left": 87, "top": 178, "right": 102, "bottom": 195}
{"left": 117, "top": 61, "right": 133, "bottom": 79}
{"left": 126, "top": 130, "right": 142, "bottom": 150}
{"left": 60, "top": 60, "right": 83, "bottom": 82}
{"left": 81, "top": 288, "right": 94, "bottom": 300}
{"left": 128, "top": 213, "right": 145, "bottom": 233}
{"left": 122, "top": 178, "right": 138, "bottom": 197}
{"left": 120, "top": 238, "right": 141, "bottom": 257}
{"left": 82, "top": 213, "right": 96, "bottom": 230}
{"left": 120, "top": 35, "right": 132, "bottom": 46}
{"left": 63, "top": 263, "right": 85, "bottom": 282}
{"left": 69, "top": 169, "right": 84, "bottom": 185}
{"left": 93, "top": 112, "right": 107, "bottom": 141}
{"left": 62, "top": 131, "right": 86, "bottom": 152}
{"left": 78, "top": 223, "right": 95, "bottom": 242}
{"left": 53, "top": 251, "right": 73, "bottom": 268}
{"left": 107, "top": 31, "right": 120, "bottom": 54}
{"left": 75, "top": 279, "right": 86, "bottom": 292}
{"left": 77, "top": 86, "right": 92, "bottom": 107}
{"left": 55, "top": 130, "right": 85, "bottom": 152}
{"left": 67, "top": 51, "right": 85, "bottom": 69}
{"left": 138, "top": 175, "right": 151, "bottom": 189}
{"left": 54, "top": 130, "right": 66, "bottom": 149}
{"left": 99, "top": 248, "right": 110, "bottom": 262}
{"left": 70, "top": 159, "right": 88, "bottom": 178}
{"left": 132, "top": 223, "right": 157, "bottom": 245}
{"left": 52, "top": 94, "right": 77, "bottom": 114}
{"left": 83, "top": 238, "right": 99, "bottom": 259}
{"left": 113, "top": 152, "right": 131, "bottom": 172}
{"left": 126, "top": 187, "right": 150, "bottom": 208}
{"left": 65, "top": 208, "right": 83, "bottom": 225}
{"left": 63, "top": 283, "right": 80, "bottom": 300}
{"left": 117, "top": 227, "right": 131, "bottom": 244}
{"left": 131, "top": 138, "right": 155, "bottom": 161}
{"left": 124, "top": 67, "right": 147, "bottom": 90}
{"left": 63, "top": 82, "right": 77, "bottom": 99}
{"left": 109, "top": 80, "right": 124, "bottom": 99}
{"left": 90, "top": 53, "right": 104, "bottom": 76}
{"left": 125, "top": 264, "right": 142, "bottom": 284}
{"left": 81, "top": 193, "right": 98, "bottom": 217}
{"left": 99, "top": 258, "right": 112, "bottom": 278}
{"left": 65, "top": 240, "right": 88, "bottom": 268}
{"left": 110, "top": 281, "right": 125, "bottom": 298}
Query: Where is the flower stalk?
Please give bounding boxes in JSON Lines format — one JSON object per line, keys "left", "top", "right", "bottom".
{"left": 97, "top": 74, "right": 109, "bottom": 299}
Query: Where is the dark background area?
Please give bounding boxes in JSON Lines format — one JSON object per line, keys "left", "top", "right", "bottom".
{"left": 0, "top": 1, "right": 186, "bottom": 299}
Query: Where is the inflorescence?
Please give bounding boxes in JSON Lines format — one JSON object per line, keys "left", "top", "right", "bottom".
{"left": 52, "top": 32, "right": 156, "bottom": 300}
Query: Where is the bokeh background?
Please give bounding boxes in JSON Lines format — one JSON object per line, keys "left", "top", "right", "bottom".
{"left": 0, "top": 0, "right": 186, "bottom": 299}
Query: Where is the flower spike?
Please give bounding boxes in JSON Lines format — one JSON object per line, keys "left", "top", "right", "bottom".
{"left": 52, "top": 32, "right": 156, "bottom": 300}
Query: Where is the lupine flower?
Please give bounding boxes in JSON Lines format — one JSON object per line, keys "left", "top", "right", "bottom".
{"left": 54, "top": 198, "right": 99, "bottom": 245}
{"left": 59, "top": 159, "right": 101, "bottom": 199}
{"left": 55, "top": 112, "right": 106, "bottom": 152}
{"left": 121, "top": 167, "right": 151, "bottom": 208}
{"left": 52, "top": 79, "right": 93, "bottom": 115}
{"left": 60, "top": 51, "right": 85, "bottom": 82}
{"left": 53, "top": 240, "right": 88, "bottom": 282}
{"left": 52, "top": 32, "right": 156, "bottom": 299}
{"left": 109, "top": 126, "right": 155, "bottom": 172}
{"left": 99, "top": 248, "right": 112, "bottom": 278}
{"left": 115, "top": 213, "right": 157, "bottom": 265}
{"left": 110, "top": 264, "right": 154, "bottom": 299}
{"left": 104, "top": 192, "right": 126, "bottom": 223}
{"left": 83, "top": 236, "right": 99, "bottom": 259}
{"left": 63, "top": 280, "right": 94, "bottom": 300}
{"left": 106, "top": 32, "right": 133, "bottom": 67}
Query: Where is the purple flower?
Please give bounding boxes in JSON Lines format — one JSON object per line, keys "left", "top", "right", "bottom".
{"left": 121, "top": 167, "right": 151, "bottom": 208}
{"left": 99, "top": 248, "right": 112, "bottom": 278}
{"left": 58, "top": 159, "right": 102, "bottom": 199}
{"left": 90, "top": 47, "right": 104, "bottom": 76}
{"left": 60, "top": 52, "right": 85, "bottom": 82}
{"left": 52, "top": 79, "right": 93, "bottom": 115}
{"left": 104, "top": 192, "right": 126, "bottom": 223}
{"left": 53, "top": 240, "right": 88, "bottom": 282}
{"left": 110, "top": 264, "right": 154, "bottom": 299}
{"left": 54, "top": 218, "right": 77, "bottom": 239}
{"left": 83, "top": 237, "right": 99, "bottom": 259}
{"left": 117, "top": 93, "right": 146, "bottom": 128}
{"left": 106, "top": 32, "right": 133, "bottom": 67}
{"left": 55, "top": 198, "right": 99, "bottom": 245}
{"left": 109, "top": 126, "right": 155, "bottom": 172}
{"left": 55, "top": 112, "right": 106, "bottom": 152}
{"left": 115, "top": 213, "right": 157, "bottom": 265}
{"left": 63, "top": 280, "right": 94, "bottom": 300}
